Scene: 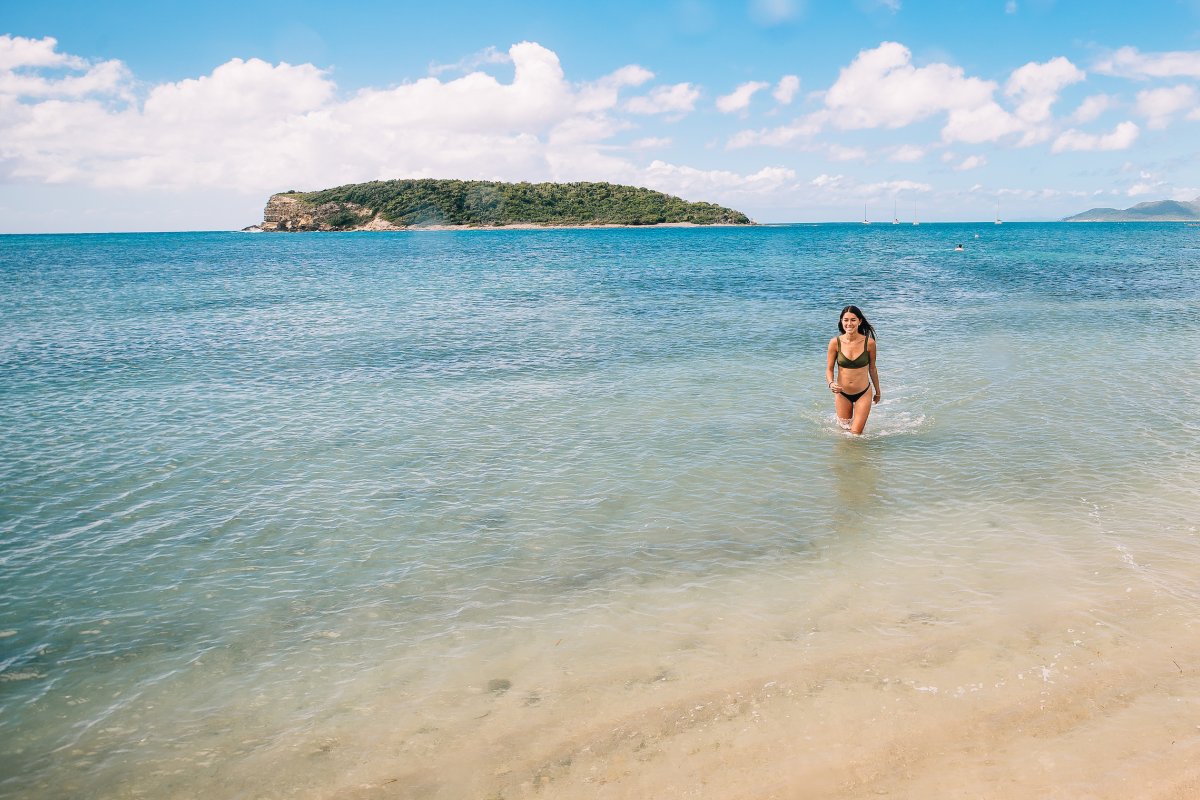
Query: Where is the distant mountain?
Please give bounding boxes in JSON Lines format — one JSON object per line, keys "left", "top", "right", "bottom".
{"left": 1063, "top": 197, "right": 1200, "bottom": 222}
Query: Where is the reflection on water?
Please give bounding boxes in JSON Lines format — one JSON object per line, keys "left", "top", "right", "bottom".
{"left": 828, "top": 435, "right": 881, "bottom": 534}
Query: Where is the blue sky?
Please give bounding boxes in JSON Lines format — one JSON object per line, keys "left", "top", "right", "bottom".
{"left": 4, "top": 0, "right": 1200, "bottom": 231}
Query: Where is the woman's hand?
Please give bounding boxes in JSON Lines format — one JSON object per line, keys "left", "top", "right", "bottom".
{"left": 873, "top": 390, "right": 882, "bottom": 403}
{"left": 829, "top": 380, "right": 840, "bottom": 394}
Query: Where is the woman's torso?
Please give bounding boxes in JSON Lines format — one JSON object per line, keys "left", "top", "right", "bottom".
{"left": 835, "top": 334, "right": 871, "bottom": 392}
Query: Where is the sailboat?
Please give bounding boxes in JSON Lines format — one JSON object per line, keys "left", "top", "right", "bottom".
{"left": 912, "top": 209, "right": 919, "bottom": 226}
{"left": 862, "top": 203, "right": 870, "bottom": 224}
{"left": 995, "top": 201, "right": 1003, "bottom": 225}
{"left": 892, "top": 200, "right": 899, "bottom": 225}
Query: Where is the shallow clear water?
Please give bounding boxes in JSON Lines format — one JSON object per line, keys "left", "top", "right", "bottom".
{"left": 1, "top": 224, "right": 1199, "bottom": 798}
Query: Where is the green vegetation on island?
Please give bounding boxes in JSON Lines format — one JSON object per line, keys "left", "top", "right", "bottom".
{"left": 1063, "top": 197, "right": 1200, "bottom": 222}
{"left": 258, "top": 179, "right": 753, "bottom": 231}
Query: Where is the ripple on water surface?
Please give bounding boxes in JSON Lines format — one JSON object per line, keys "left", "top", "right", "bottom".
{"left": 1, "top": 225, "right": 1198, "bottom": 798}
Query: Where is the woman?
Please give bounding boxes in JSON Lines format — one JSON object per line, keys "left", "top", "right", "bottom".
{"left": 825, "top": 305, "right": 881, "bottom": 435}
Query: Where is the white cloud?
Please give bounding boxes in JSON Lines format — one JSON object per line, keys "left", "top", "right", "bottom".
{"left": 734, "top": 43, "right": 1026, "bottom": 150}
{"left": 143, "top": 58, "right": 335, "bottom": 125}
{"left": 1051, "top": 121, "right": 1140, "bottom": 153}
{"left": 726, "top": 114, "right": 823, "bottom": 148}
{"left": 625, "top": 82, "right": 701, "bottom": 115}
{"left": 0, "top": 34, "right": 86, "bottom": 70}
{"left": 0, "top": 40, "right": 696, "bottom": 194}
{"left": 982, "top": 186, "right": 1077, "bottom": 200}
{"left": 1094, "top": 46, "right": 1200, "bottom": 79}
{"left": 773, "top": 74, "right": 801, "bottom": 104}
{"left": 643, "top": 160, "right": 796, "bottom": 198}
{"left": 815, "top": 44, "right": 1097, "bottom": 147}
{"left": 1134, "top": 84, "right": 1197, "bottom": 129}
{"left": 3, "top": 56, "right": 339, "bottom": 188}
{"left": 608, "top": 65, "right": 656, "bottom": 86}
{"left": 1005, "top": 1, "right": 1017, "bottom": 13}
{"left": 0, "top": 34, "right": 129, "bottom": 99}
{"left": 716, "top": 80, "right": 769, "bottom": 113}
{"left": 428, "top": 45, "right": 511, "bottom": 76}
{"left": 811, "top": 172, "right": 931, "bottom": 195}
{"left": 5, "top": 32, "right": 1179, "bottom": 230}
{"left": 942, "top": 101, "right": 1025, "bottom": 143}
{"left": 825, "top": 42, "right": 985, "bottom": 128}
{"left": 1004, "top": 57, "right": 1085, "bottom": 124}
{"left": 548, "top": 114, "right": 631, "bottom": 146}
{"left": 1127, "top": 181, "right": 1162, "bottom": 196}
{"left": 576, "top": 64, "right": 655, "bottom": 112}
{"left": 955, "top": 154, "right": 987, "bottom": 171}
{"left": 0, "top": 58, "right": 130, "bottom": 98}
{"left": 1071, "top": 94, "right": 1113, "bottom": 123}
{"left": 862, "top": 179, "right": 931, "bottom": 194}
{"left": 889, "top": 144, "right": 925, "bottom": 162}
{"left": 0, "top": 37, "right": 800, "bottom": 222}
{"left": 821, "top": 41, "right": 1024, "bottom": 145}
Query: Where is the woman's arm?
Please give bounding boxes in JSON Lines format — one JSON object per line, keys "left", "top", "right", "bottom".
{"left": 868, "top": 339, "right": 881, "bottom": 401}
{"left": 826, "top": 338, "right": 840, "bottom": 393}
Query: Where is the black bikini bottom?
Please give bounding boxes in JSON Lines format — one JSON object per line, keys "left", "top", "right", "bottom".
{"left": 839, "top": 388, "right": 869, "bottom": 403}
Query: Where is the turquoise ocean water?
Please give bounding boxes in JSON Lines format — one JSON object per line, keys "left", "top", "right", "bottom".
{"left": 2, "top": 224, "right": 1199, "bottom": 797}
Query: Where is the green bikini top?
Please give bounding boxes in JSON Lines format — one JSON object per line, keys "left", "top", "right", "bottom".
{"left": 836, "top": 335, "right": 871, "bottom": 369}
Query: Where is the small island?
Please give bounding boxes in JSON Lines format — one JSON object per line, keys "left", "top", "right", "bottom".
{"left": 247, "top": 179, "right": 753, "bottom": 231}
{"left": 1063, "top": 196, "right": 1200, "bottom": 222}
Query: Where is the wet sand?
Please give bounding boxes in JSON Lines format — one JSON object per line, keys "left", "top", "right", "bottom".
{"left": 350, "top": 527, "right": 1200, "bottom": 799}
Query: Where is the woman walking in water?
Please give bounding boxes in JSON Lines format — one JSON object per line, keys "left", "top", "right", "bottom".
{"left": 825, "top": 305, "right": 881, "bottom": 435}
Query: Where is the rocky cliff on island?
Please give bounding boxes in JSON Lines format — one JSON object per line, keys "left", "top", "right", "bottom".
{"left": 246, "top": 179, "right": 753, "bottom": 231}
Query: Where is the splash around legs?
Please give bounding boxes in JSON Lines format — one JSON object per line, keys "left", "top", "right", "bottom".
{"left": 834, "top": 388, "right": 874, "bottom": 435}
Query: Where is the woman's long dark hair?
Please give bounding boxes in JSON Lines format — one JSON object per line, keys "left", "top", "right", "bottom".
{"left": 837, "top": 305, "right": 876, "bottom": 341}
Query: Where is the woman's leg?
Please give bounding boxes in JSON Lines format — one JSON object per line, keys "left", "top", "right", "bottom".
{"left": 834, "top": 391, "right": 853, "bottom": 428}
{"left": 849, "top": 391, "right": 873, "bottom": 435}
